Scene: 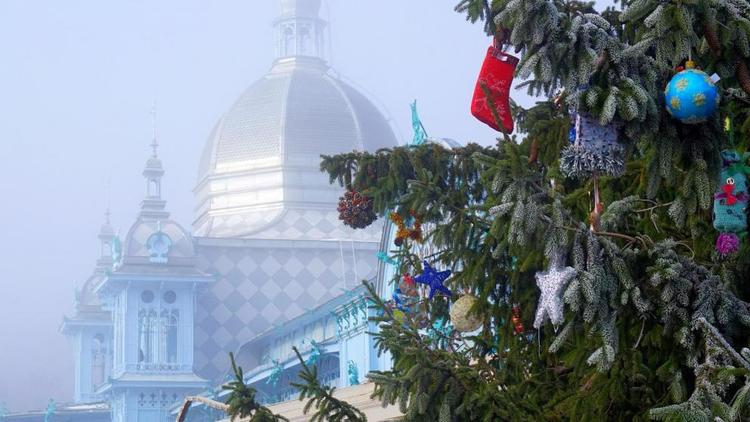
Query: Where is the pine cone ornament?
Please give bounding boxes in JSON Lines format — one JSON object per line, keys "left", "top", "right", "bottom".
{"left": 704, "top": 21, "right": 721, "bottom": 54}
{"left": 528, "top": 138, "right": 539, "bottom": 164}
{"left": 337, "top": 189, "right": 376, "bottom": 229}
{"left": 737, "top": 60, "right": 750, "bottom": 96}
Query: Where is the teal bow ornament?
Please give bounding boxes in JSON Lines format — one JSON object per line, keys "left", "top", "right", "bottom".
{"left": 376, "top": 251, "right": 398, "bottom": 266}
{"left": 429, "top": 317, "right": 454, "bottom": 349}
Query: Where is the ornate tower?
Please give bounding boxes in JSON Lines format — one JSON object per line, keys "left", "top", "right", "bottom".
{"left": 61, "top": 211, "right": 115, "bottom": 404}
{"left": 94, "top": 144, "right": 213, "bottom": 422}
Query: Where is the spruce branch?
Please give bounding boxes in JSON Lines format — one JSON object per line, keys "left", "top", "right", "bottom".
{"left": 222, "top": 353, "right": 288, "bottom": 422}
{"left": 289, "top": 347, "right": 367, "bottom": 422}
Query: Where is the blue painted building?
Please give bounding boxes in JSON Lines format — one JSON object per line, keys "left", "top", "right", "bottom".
{"left": 51, "top": 1, "right": 403, "bottom": 421}
{"left": 63, "top": 145, "right": 214, "bottom": 422}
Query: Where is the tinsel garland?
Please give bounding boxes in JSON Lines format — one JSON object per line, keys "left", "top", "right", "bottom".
{"left": 560, "top": 145, "right": 625, "bottom": 179}
{"left": 390, "top": 211, "right": 423, "bottom": 246}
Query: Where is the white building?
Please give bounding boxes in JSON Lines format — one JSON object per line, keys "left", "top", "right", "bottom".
{"left": 52, "top": 0, "right": 401, "bottom": 420}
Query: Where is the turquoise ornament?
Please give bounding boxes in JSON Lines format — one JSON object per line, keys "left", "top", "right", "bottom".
{"left": 713, "top": 150, "right": 750, "bottom": 256}
{"left": 664, "top": 62, "right": 719, "bottom": 124}
{"left": 347, "top": 360, "right": 360, "bottom": 385}
{"left": 266, "top": 359, "right": 283, "bottom": 386}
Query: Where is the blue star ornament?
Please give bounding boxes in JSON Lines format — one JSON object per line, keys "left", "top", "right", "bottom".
{"left": 414, "top": 260, "right": 452, "bottom": 299}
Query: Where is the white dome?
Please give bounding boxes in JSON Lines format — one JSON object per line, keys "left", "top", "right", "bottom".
{"left": 194, "top": 57, "right": 398, "bottom": 238}
{"left": 198, "top": 58, "right": 396, "bottom": 180}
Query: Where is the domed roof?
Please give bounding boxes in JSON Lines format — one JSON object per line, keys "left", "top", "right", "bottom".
{"left": 194, "top": 58, "right": 398, "bottom": 238}
{"left": 77, "top": 273, "right": 105, "bottom": 308}
{"left": 198, "top": 58, "right": 397, "bottom": 180}
{"left": 193, "top": 0, "right": 399, "bottom": 238}
{"left": 123, "top": 218, "right": 194, "bottom": 260}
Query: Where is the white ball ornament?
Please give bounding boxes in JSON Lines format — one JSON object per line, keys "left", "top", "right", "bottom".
{"left": 449, "top": 295, "right": 483, "bottom": 332}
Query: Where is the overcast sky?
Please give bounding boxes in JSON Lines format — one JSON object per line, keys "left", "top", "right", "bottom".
{"left": 0, "top": 0, "right": 541, "bottom": 411}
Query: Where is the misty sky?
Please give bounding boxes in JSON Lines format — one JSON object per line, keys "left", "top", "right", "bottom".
{"left": 0, "top": 0, "right": 582, "bottom": 411}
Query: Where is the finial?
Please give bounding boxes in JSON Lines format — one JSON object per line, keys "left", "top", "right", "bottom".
{"left": 150, "top": 101, "right": 158, "bottom": 158}
{"left": 104, "top": 178, "right": 111, "bottom": 225}
{"left": 410, "top": 100, "right": 428, "bottom": 146}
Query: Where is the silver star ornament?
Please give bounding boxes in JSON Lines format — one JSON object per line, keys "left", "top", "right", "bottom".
{"left": 533, "top": 261, "right": 576, "bottom": 329}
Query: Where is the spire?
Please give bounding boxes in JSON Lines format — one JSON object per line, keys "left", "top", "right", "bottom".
{"left": 275, "top": 0, "right": 327, "bottom": 61}
{"left": 98, "top": 206, "right": 115, "bottom": 265}
{"left": 150, "top": 101, "right": 159, "bottom": 158}
{"left": 140, "top": 106, "right": 169, "bottom": 220}
{"left": 103, "top": 178, "right": 112, "bottom": 227}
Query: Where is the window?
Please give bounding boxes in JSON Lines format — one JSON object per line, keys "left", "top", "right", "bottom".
{"left": 137, "top": 290, "right": 179, "bottom": 370}
{"left": 161, "top": 309, "right": 179, "bottom": 364}
{"left": 148, "top": 179, "right": 160, "bottom": 197}
{"left": 141, "top": 290, "right": 154, "bottom": 303}
{"left": 91, "top": 333, "right": 106, "bottom": 387}
{"left": 283, "top": 25, "right": 295, "bottom": 56}
{"left": 138, "top": 309, "right": 158, "bottom": 365}
{"left": 162, "top": 290, "right": 176, "bottom": 304}
{"left": 298, "top": 26, "right": 310, "bottom": 54}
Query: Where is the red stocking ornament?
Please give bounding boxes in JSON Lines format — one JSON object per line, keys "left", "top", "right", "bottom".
{"left": 471, "top": 45, "right": 518, "bottom": 133}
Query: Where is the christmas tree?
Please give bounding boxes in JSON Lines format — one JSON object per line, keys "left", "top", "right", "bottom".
{"left": 317, "top": 0, "right": 750, "bottom": 420}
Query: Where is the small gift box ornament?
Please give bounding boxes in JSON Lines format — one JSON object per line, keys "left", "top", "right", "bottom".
{"left": 471, "top": 42, "right": 519, "bottom": 134}
{"left": 560, "top": 113, "right": 625, "bottom": 179}
{"left": 713, "top": 150, "right": 750, "bottom": 255}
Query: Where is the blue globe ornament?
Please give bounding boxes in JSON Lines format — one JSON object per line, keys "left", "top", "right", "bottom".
{"left": 664, "top": 61, "right": 719, "bottom": 124}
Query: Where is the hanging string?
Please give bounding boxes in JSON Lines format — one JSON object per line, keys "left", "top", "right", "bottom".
{"left": 350, "top": 239, "right": 359, "bottom": 284}
{"left": 590, "top": 174, "right": 602, "bottom": 231}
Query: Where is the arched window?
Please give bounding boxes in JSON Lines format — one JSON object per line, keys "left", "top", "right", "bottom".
{"left": 138, "top": 308, "right": 158, "bottom": 366}
{"left": 160, "top": 309, "right": 179, "bottom": 365}
{"left": 298, "top": 26, "right": 310, "bottom": 54}
{"left": 148, "top": 179, "right": 160, "bottom": 197}
{"left": 283, "top": 25, "right": 295, "bottom": 56}
{"left": 91, "top": 333, "right": 106, "bottom": 387}
{"left": 138, "top": 290, "right": 179, "bottom": 370}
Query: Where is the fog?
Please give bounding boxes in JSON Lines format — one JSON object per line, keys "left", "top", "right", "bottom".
{"left": 0, "top": 0, "right": 537, "bottom": 412}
